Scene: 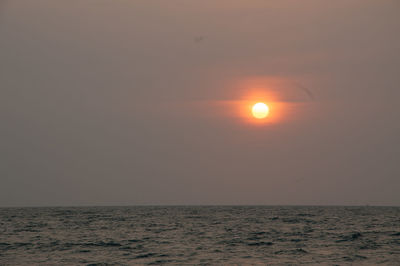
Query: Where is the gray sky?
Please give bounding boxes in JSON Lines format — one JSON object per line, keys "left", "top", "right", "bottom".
{"left": 1, "top": 0, "right": 399, "bottom": 206}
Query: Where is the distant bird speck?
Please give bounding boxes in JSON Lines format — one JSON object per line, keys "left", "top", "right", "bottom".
{"left": 295, "top": 83, "right": 315, "bottom": 101}
{"left": 194, "top": 36, "right": 205, "bottom": 43}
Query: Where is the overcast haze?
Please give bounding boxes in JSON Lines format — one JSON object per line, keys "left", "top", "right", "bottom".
{"left": 1, "top": 0, "right": 399, "bottom": 206}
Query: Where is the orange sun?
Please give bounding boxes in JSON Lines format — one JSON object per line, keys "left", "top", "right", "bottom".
{"left": 252, "top": 102, "right": 269, "bottom": 119}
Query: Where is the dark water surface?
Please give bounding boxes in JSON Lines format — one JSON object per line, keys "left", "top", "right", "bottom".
{"left": 0, "top": 206, "right": 399, "bottom": 265}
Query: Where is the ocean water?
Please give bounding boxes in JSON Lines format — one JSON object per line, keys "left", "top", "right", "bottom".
{"left": 0, "top": 206, "right": 399, "bottom": 265}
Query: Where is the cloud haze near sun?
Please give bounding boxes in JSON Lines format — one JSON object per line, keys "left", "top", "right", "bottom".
{"left": 0, "top": 0, "right": 399, "bottom": 206}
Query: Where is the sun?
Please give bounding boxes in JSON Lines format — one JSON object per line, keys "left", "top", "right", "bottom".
{"left": 252, "top": 102, "right": 269, "bottom": 119}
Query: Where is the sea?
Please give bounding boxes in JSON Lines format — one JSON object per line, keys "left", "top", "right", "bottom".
{"left": 0, "top": 206, "right": 399, "bottom": 265}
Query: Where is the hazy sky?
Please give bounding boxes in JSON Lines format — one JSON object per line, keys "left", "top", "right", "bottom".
{"left": 1, "top": 0, "right": 399, "bottom": 206}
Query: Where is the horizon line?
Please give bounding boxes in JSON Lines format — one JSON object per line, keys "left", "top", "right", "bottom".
{"left": 1, "top": 204, "right": 399, "bottom": 208}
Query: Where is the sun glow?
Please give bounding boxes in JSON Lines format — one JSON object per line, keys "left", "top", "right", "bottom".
{"left": 212, "top": 76, "right": 292, "bottom": 125}
{"left": 237, "top": 91, "right": 284, "bottom": 125}
{"left": 252, "top": 102, "right": 269, "bottom": 119}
